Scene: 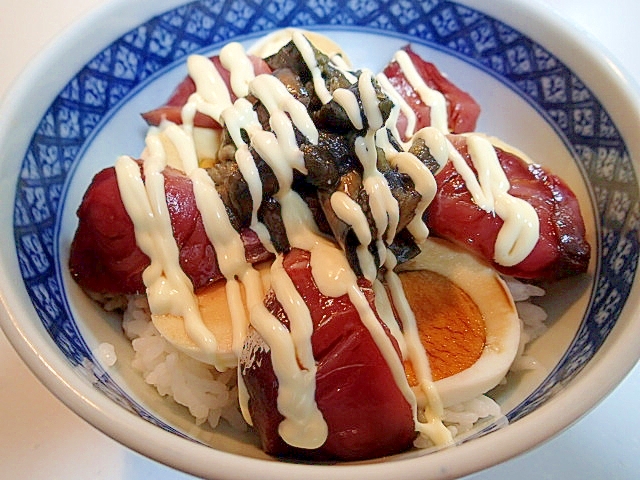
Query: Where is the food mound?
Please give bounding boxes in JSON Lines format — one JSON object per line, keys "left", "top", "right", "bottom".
{"left": 68, "top": 29, "right": 590, "bottom": 461}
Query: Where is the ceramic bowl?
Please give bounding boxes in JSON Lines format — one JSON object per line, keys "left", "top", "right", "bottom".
{"left": 2, "top": 0, "right": 640, "bottom": 478}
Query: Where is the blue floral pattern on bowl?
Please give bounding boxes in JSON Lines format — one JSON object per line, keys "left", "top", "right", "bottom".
{"left": 13, "top": 0, "right": 639, "bottom": 440}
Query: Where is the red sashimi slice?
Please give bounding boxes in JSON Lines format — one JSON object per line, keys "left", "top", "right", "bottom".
{"left": 141, "top": 55, "right": 272, "bottom": 128}
{"left": 383, "top": 45, "right": 481, "bottom": 136}
{"left": 240, "top": 248, "right": 415, "bottom": 461}
{"left": 68, "top": 163, "right": 271, "bottom": 295}
{"left": 425, "top": 137, "right": 591, "bottom": 281}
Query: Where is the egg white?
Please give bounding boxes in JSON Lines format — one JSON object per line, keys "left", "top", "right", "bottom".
{"left": 397, "top": 238, "right": 521, "bottom": 408}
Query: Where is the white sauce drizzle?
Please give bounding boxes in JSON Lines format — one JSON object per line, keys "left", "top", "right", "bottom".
{"left": 306, "top": 42, "right": 453, "bottom": 445}
{"left": 250, "top": 255, "right": 327, "bottom": 448}
{"left": 392, "top": 49, "right": 448, "bottom": 134}
{"left": 374, "top": 128, "right": 437, "bottom": 241}
{"left": 115, "top": 148, "right": 227, "bottom": 368}
{"left": 355, "top": 132, "right": 400, "bottom": 248}
{"left": 331, "top": 55, "right": 358, "bottom": 83}
{"left": 383, "top": 251, "right": 452, "bottom": 444}
{"left": 185, "top": 55, "right": 232, "bottom": 124}
{"left": 465, "top": 135, "right": 540, "bottom": 266}
{"left": 355, "top": 245, "right": 377, "bottom": 281}
{"left": 164, "top": 110, "right": 267, "bottom": 361}
{"left": 332, "top": 88, "right": 363, "bottom": 130}
{"left": 392, "top": 151, "right": 436, "bottom": 240}
{"left": 219, "top": 42, "right": 254, "bottom": 98}
{"left": 330, "top": 191, "right": 372, "bottom": 246}
{"left": 412, "top": 127, "right": 449, "bottom": 168}
{"left": 190, "top": 168, "right": 264, "bottom": 355}
{"left": 292, "top": 31, "right": 332, "bottom": 105}
{"left": 189, "top": 39, "right": 331, "bottom": 447}
{"left": 359, "top": 69, "right": 384, "bottom": 130}
{"left": 376, "top": 71, "right": 417, "bottom": 141}
{"left": 116, "top": 30, "right": 543, "bottom": 451}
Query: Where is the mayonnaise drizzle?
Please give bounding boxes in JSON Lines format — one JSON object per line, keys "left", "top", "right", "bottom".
{"left": 187, "top": 38, "right": 332, "bottom": 448}
{"left": 116, "top": 43, "right": 273, "bottom": 371}
{"left": 383, "top": 251, "right": 452, "bottom": 444}
{"left": 288, "top": 37, "right": 453, "bottom": 445}
{"left": 164, "top": 111, "right": 267, "bottom": 361}
{"left": 330, "top": 191, "right": 372, "bottom": 246}
{"left": 293, "top": 31, "right": 332, "bottom": 105}
{"left": 250, "top": 255, "right": 327, "bottom": 448}
{"left": 116, "top": 30, "right": 543, "bottom": 451}
{"left": 355, "top": 133, "right": 400, "bottom": 249}
{"left": 391, "top": 49, "right": 448, "bottom": 134}
{"left": 374, "top": 128, "right": 437, "bottom": 240}
{"left": 115, "top": 147, "right": 226, "bottom": 369}
{"left": 190, "top": 167, "right": 264, "bottom": 354}
{"left": 376, "top": 71, "right": 416, "bottom": 140}
{"left": 332, "top": 88, "right": 363, "bottom": 130}
{"left": 465, "top": 135, "right": 540, "bottom": 266}
{"left": 186, "top": 55, "right": 232, "bottom": 123}
{"left": 219, "top": 42, "right": 254, "bottom": 98}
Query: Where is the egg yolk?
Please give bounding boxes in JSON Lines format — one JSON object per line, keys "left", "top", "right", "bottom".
{"left": 399, "top": 270, "right": 486, "bottom": 382}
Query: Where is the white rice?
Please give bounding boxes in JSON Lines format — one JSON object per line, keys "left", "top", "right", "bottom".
{"left": 113, "top": 277, "right": 547, "bottom": 448}
{"left": 122, "top": 295, "right": 248, "bottom": 432}
{"left": 504, "top": 276, "right": 548, "bottom": 372}
{"left": 96, "top": 342, "right": 117, "bottom": 367}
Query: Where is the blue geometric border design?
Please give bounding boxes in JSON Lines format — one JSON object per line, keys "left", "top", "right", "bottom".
{"left": 12, "top": 0, "right": 639, "bottom": 439}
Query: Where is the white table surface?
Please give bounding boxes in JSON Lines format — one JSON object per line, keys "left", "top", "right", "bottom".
{"left": 1, "top": 1, "right": 639, "bottom": 478}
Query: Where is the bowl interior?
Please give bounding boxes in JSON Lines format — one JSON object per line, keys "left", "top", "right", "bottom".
{"left": 6, "top": 0, "right": 640, "bottom": 475}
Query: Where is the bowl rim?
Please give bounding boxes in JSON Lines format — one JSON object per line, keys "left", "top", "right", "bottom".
{"left": 1, "top": 0, "right": 640, "bottom": 478}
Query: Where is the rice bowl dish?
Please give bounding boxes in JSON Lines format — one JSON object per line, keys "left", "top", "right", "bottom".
{"left": 1, "top": 0, "right": 639, "bottom": 478}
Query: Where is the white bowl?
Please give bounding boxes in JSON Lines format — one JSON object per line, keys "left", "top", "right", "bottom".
{"left": 1, "top": 0, "right": 640, "bottom": 478}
